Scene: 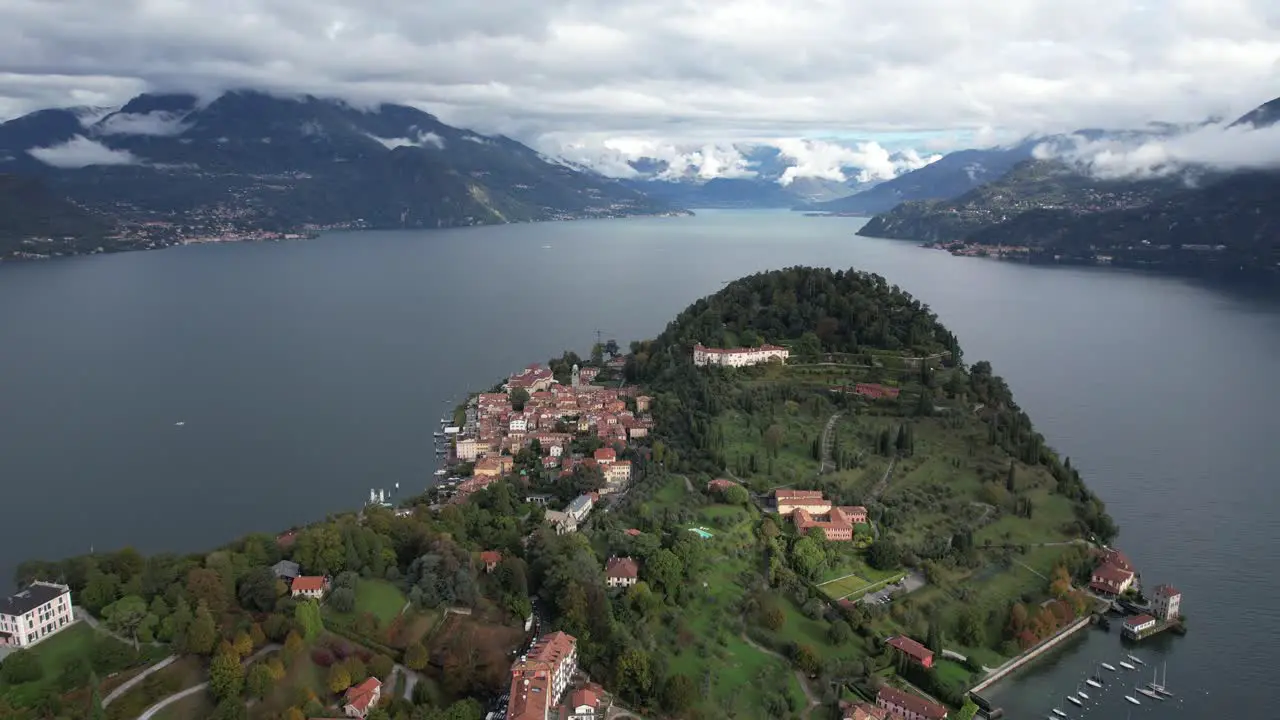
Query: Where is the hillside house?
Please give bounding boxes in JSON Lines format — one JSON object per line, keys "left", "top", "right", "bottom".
{"left": 605, "top": 557, "right": 640, "bottom": 589}
{"left": 343, "top": 677, "right": 382, "bottom": 718}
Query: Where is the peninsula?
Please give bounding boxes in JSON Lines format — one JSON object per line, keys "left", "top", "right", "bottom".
{"left": 4, "top": 267, "right": 1176, "bottom": 720}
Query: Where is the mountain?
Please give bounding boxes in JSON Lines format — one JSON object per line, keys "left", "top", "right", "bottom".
{"left": 0, "top": 90, "right": 677, "bottom": 258}
{"left": 0, "top": 174, "right": 112, "bottom": 257}
{"left": 804, "top": 141, "right": 1038, "bottom": 215}
{"left": 857, "top": 159, "right": 1182, "bottom": 242}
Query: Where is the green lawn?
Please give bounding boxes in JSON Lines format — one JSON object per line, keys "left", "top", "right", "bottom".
{"left": 818, "top": 574, "right": 870, "bottom": 599}
{"left": 0, "top": 622, "right": 158, "bottom": 708}
{"left": 353, "top": 579, "right": 407, "bottom": 625}
{"left": 932, "top": 658, "right": 975, "bottom": 694}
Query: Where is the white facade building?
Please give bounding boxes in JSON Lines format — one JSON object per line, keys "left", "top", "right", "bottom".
{"left": 1152, "top": 584, "right": 1182, "bottom": 621}
{"left": 692, "top": 343, "right": 789, "bottom": 368}
{"left": 0, "top": 581, "right": 74, "bottom": 649}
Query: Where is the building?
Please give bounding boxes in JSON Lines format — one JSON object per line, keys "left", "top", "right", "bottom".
{"left": 0, "top": 581, "right": 74, "bottom": 649}
{"left": 692, "top": 343, "right": 789, "bottom": 368}
{"left": 1122, "top": 614, "right": 1158, "bottom": 639}
{"left": 475, "top": 456, "right": 514, "bottom": 478}
{"left": 634, "top": 395, "right": 651, "bottom": 412}
{"left": 876, "top": 686, "right": 948, "bottom": 720}
{"left": 271, "top": 560, "right": 300, "bottom": 581}
{"left": 774, "top": 489, "right": 832, "bottom": 515}
{"left": 605, "top": 557, "right": 640, "bottom": 589}
{"left": 593, "top": 447, "right": 616, "bottom": 465}
{"left": 508, "top": 364, "right": 555, "bottom": 393}
{"left": 480, "top": 551, "right": 503, "bottom": 573}
{"left": 507, "top": 631, "right": 578, "bottom": 720}
{"left": 603, "top": 460, "right": 632, "bottom": 488}
{"left": 1099, "top": 548, "right": 1133, "bottom": 572}
{"left": 456, "top": 437, "right": 490, "bottom": 462}
{"left": 566, "top": 494, "right": 594, "bottom": 524}
{"left": 886, "top": 636, "right": 935, "bottom": 668}
{"left": 1151, "top": 584, "right": 1182, "bottom": 621}
{"left": 567, "top": 686, "right": 603, "bottom": 719}
{"left": 291, "top": 576, "right": 329, "bottom": 599}
{"left": 343, "top": 677, "right": 382, "bottom": 718}
{"left": 545, "top": 510, "right": 578, "bottom": 535}
{"left": 1089, "top": 563, "right": 1135, "bottom": 596}
{"left": 840, "top": 702, "right": 889, "bottom": 720}
{"left": 708, "top": 478, "right": 741, "bottom": 493}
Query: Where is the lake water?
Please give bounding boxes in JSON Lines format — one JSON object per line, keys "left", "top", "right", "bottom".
{"left": 1, "top": 209, "right": 1275, "bottom": 716}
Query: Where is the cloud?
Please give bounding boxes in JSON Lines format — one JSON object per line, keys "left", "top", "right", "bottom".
{"left": 96, "top": 111, "right": 189, "bottom": 136}
{"left": 367, "top": 130, "right": 445, "bottom": 149}
{"left": 28, "top": 136, "right": 138, "bottom": 168}
{"left": 1, "top": 1, "right": 1280, "bottom": 156}
{"left": 552, "top": 137, "right": 756, "bottom": 180}
{"left": 772, "top": 139, "right": 940, "bottom": 186}
{"left": 1035, "top": 121, "right": 1280, "bottom": 178}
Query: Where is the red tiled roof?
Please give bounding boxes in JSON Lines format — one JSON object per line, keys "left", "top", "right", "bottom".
{"left": 292, "top": 576, "right": 326, "bottom": 593}
{"left": 708, "top": 479, "right": 741, "bottom": 491}
{"left": 606, "top": 556, "right": 640, "bottom": 579}
{"left": 625, "top": 528, "right": 642, "bottom": 536}
{"left": 877, "top": 686, "right": 947, "bottom": 720}
{"left": 343, "top": 677, "right": 381, "bottom": 713}
{"left": 480, "top": 551, "right": 502, "bottom": 566}
{"left": 570, "top": 688, "right": 600, "bottom": 710}
{"left": 594, "top": 447, "right": 616, "bottom": 462}
{"left": 1153, "top": 584, "right": 1180, "bottom": 597}
{"left": 1092, "top": 563, "right": 1133, "bottom": 584}
{"left": 774, "top": 489, "right": 826, "bottom": 500}
{"left": 1124, "top": 614, "right": 1156, "bottom": 627}
{"left": 1100, "top": 548, "right": 1133, "bottom": 571}
{"left": 887, "top": 635, "right": 934, "bottom": 662}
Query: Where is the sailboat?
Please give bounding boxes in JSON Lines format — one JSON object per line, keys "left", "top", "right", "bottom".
{"left": 1066, "top": 694, "right": 1083, "bottom": 707}
{"left": 1148, "top": 662, "right": 1174, "bottom": 696}
{"left": 1136, "top": 685, "right": 1161, "bottom": 700}
{"left": 1051, "top": 707, "right": 1068, "bottom": 718}
{"left": 1076, "top": 681, "right": 1090, "bottom": 700}
{"left": 1102, "top": 662, "right": 1118, "bottom": 671}
{"left": 1128, "top": 654, "right": 1147, "bottom": 666}
{"left": 1125, "top": 694, "right": 1141, "bottom": 705}
{"left": 1119, "top": 660, "right": 1136, "bottom": 670}
{"left": 1086, "top": 665, "right": 1104, "bottom": 688}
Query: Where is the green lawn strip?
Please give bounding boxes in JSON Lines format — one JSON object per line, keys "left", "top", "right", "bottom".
{"left": 0, "top": 622, "right": 161, "bottom": 708}
{"left": 932, "top": 658, "right": 976, "bottom": 695}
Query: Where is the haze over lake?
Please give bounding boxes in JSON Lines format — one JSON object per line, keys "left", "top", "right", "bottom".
{"left": 1, "top": 209, "right": 1275, "bottom": 715}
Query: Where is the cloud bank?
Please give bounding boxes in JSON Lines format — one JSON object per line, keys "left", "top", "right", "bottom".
{"left": 28, "top": 136, "right": 138, "bottom": 168}
{"left": 773, "top": 139, "right": 941, "bottom": 186}
{"left": 368, "top": 130, "right": 446, "bottom": 150}
{"left": 96, "top": 111, "right": 190, "bottom": 136}
{"left": 1036, "top": 120, "right": 1280, "bottom": 179}
{"left": 1, "top": 0, "right": 1279, "bottom": 156}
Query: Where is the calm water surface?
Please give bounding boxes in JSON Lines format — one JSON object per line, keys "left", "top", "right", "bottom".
{"left": 1, "top": 210, "right": 1275, "bottom": 716}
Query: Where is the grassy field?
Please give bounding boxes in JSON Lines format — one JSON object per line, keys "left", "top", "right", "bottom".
{"left": 0, "top": 622, "right": 165, "bottom": 708}
{"left": 105, "top": 656, "right": 206, "bottom": 720}
{"left": 353, "top": 579, "right": 407, "bottom": 625}
{"left": 152, "top": 691, "right": 215, "bottom": 720}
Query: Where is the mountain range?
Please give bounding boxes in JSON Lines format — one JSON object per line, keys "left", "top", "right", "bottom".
{"left": 0, "top": 90, "right": 676, "bottom": 258}
{"left": 855, "top": 97, "right": 1280, "bottom": 279}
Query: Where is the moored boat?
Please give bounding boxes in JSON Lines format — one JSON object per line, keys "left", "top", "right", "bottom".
{"left": 1125, "top": 695, "right": 1141, "bottom": 705}
{"left": 1136, "top": 687, "right": 1162, "bottom": 700}
{"left": 1086, "top": 677, "right": 1103, "bottom": 688}
{"left": 1067, "top": 695, "right": 1083, "bottom": 707}
{"left": 1102, "top": 663, "right": 1118, "bottom": 671}
{"left": 1119, "top": 661, "right": 1136, "bottom": 670}
{"left": 1128, "top": 654, "right": 1146, "bottom": 665}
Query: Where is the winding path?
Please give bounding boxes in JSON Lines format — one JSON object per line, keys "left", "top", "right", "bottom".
{"left": 818, "top": 412, "right": 843, "bottom": 473}
{"left": 101, "top": 655, "right": 178, "bottom": 707}
{"left": 867, "top": 457, "right": 897, "bottom": 501}
{"left": 740, "top": 631, "right": 821, "bottom": 719}
{"left": 135, "top": 644, "right": 280, "bottom": 720}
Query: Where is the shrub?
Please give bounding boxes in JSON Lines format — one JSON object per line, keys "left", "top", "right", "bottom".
{"left": 310, "top": 649, "right": 334, "bottom": 668}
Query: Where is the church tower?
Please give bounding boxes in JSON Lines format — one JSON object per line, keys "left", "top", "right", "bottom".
{"left": 571, "top": 363, "right": 580, "bottom": 388}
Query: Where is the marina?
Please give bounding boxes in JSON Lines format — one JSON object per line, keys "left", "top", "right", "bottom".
{"left": 1032, "top": 656, "right": 1175, "bottom": 718}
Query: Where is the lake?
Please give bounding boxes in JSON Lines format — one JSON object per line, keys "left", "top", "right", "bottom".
{"left": 1, "top": 209, "right": 1275, "bottom": 716}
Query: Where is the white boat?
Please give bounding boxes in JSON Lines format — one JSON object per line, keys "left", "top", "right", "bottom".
{"left": 1067, "top": 695, "right": 1083, "bottom": 707}
{"left": 1149, "top": 662, "right": 1174, "bottom": 696}
{"left": 433, "top": 469, "right": 446, "bottom": 476}
{"left": 1120, "top": 661, "right": 1136, "bottom": 670}
{"left": 174, "top": 421, "right": 185, "bottom": 426}
{"left": 1136, "top": 687, "right": 1162, "bottom": 700}
{"left": 1125, "top": 695, "right": 1141, "bottom": 705}
{"left": 1051, "top": 709, "right": 1067, "bottom": 718}
{"left": 1085, "top": 678, "right": 1103, "bottom": 688}
{"left": 1128, "top": 654, "right": 1146, "bottom": 666}
{"left": 1077, "top": 689, "right": 1090, "bottom": 700}
{"left": 1102, "top": 663, "right": 1118, "bottom": 671}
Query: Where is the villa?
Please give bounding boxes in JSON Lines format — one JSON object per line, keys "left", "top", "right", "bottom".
{"left": 290, "top": 575, "right": 330, "bottom": 599}
{"left": 775, "top": 489, "right": 867, "bottom": 542}
{"left": 605, "top": 557, "right": 640, "bottom": 588}
{"left": 886, "top": 635, "right": 935, "bottom": 668}
{"left": 692, "top": 343, "right": 789, "bottom": 368}
{"left": 876, "top": 686, "right": 948, "bottom": 720}
{"left": 0, "top": 581, "right": 74, "bottom": 649}
{"left": 343, "top": 677, "right": 382, "bottom": 718}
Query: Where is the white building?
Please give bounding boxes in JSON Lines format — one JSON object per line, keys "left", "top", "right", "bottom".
{"left": 0, "top": 581, "right": 74, "bottom": 649}
{"left": 1151, "top": 584, "right": 1182, "bottom": 621}
{"left": 507, "top": 631, "right": 578, "bottom": 720}
{"left": 509, "top": 417, "right": 528, "bottom": 433}
{"left": 692, "top": 343, "right": 789, "bottom": 368}
{"left": 566, "top": 494, "right": 594, "bottom": 524}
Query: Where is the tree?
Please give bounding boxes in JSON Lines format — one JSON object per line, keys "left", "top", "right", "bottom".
{"left": 866, "top": 538, "right": 902, "bottom": 571}
{"left": 0, "top": 649, "right": 41, "bottom": 684}
{"left": 790, "top": 536, "right": 826, "bottom": 580}
{"left": 185, "top": 601, "right": 218, "bottom": 655}
{"left": 759, "top": 601, "right": 785, "bottom": 631}
{"left": 237, "top": 567, "right": 279, "bottom": 613}
{"left": 644, "top": 549, "right": 684, "bottom": 596}
{"left": 232, "top": 631, "right": 254, "bottom": 658}
{"left": 792, "top": 644, "right": 821, "bottom": 675}
{"left": 246, "top": 663, "right": 274, "bottom": 700}
{"left": 369, "top": 654, "right": 395, "bottom": 680}
{"left": 956, "top": 607, "right": 985, "bottom": 647}
{"left": 661, "top": 674, "right": 697, "bottom": 713}
{"left": 828, "top": 620, "right": 853, "bottom": 645}
{"left": 210, "top": 699, "right": 248, "bottom": 720}
{"left": 186, "top": 568, "right": 229, "bottom": 614}
{"left": 404, "top": 642, "right": 428, "bottom": 671}
{"left": 266, "top": 657, "right": 287, "bottom": 681}
{"left": 295, "top": 599, "right": 323, "bottom": 640}
{"left": 1006, "top": 462, "right": 1017, "bottom": 493}
{"left": 103, "top": 595, "right": 149, "bottom": 649}
{"left": 209, "top": 650, "right": 245, "bottom": 701}
{"left": 926, "top": 620, "right": 943, "bottom": 655}
{"left": 510, "top": 388, "right": 530, "bottom": 412}
{"left": 329, "top": 587, "right": 357, "bottom": 613}
{"left": 249, "top": 623, "right": 267, "bottom": 648}
{"left": 327, "top": 664, "right": 352, "bottom": 693}
{"left": 283, "top": 708, "right": 306, "bottom": 720}
{"left": 722, "top": 484, "right": 749, "bottom": 505}
{"left": 284, "top": 630, "right": 304, "bottom": 656}
{"left": 614, "top": 647, "right": 653, "bottom": 700}
{"left": 763, "top": 425, "right": 784, "bottom": 458}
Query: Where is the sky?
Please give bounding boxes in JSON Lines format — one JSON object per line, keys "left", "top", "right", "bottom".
{"left": 2, "top": 0, "right": 1280, "bottom": 180}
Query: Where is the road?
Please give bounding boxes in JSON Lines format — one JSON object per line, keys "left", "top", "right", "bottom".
{"left": 867, "top": 457, "right": 897, "bottom": 501}
{"left": 818, "top": 413, "right": 843, "bottom": 473}
{"left": 135, "top": 644, "right": 280, "bottom": 720}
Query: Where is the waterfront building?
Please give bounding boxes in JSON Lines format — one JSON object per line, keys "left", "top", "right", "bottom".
{"left": 1123, "top": 613, "right": 1158, "bottom": 639}
{"left": 1089, "top": 562, "right": 1135, "bottom": 596}
{"left": 0, "top": 581, "right": 74, "bottom": 649}
{"left": 1151, "top": 584, "right": 1182, "bottom": 621}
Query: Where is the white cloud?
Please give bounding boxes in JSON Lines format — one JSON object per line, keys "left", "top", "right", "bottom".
{"left": 96, "top": 111, "right": 189, "bottom": 136}
{"left": 773, "top": 139, "right": 940, "bottom": 186}
{"left": 28, "top": 136, "right": 138, "bottom": 168}
{"left": 367, "top": 130, "right": 445, "bottom": 149}
{"left": 1, "top": 0, "right": 1280, "bottom": 159}
{"left": 1035, "top": 121, "right": 1280, "bottom": 178}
